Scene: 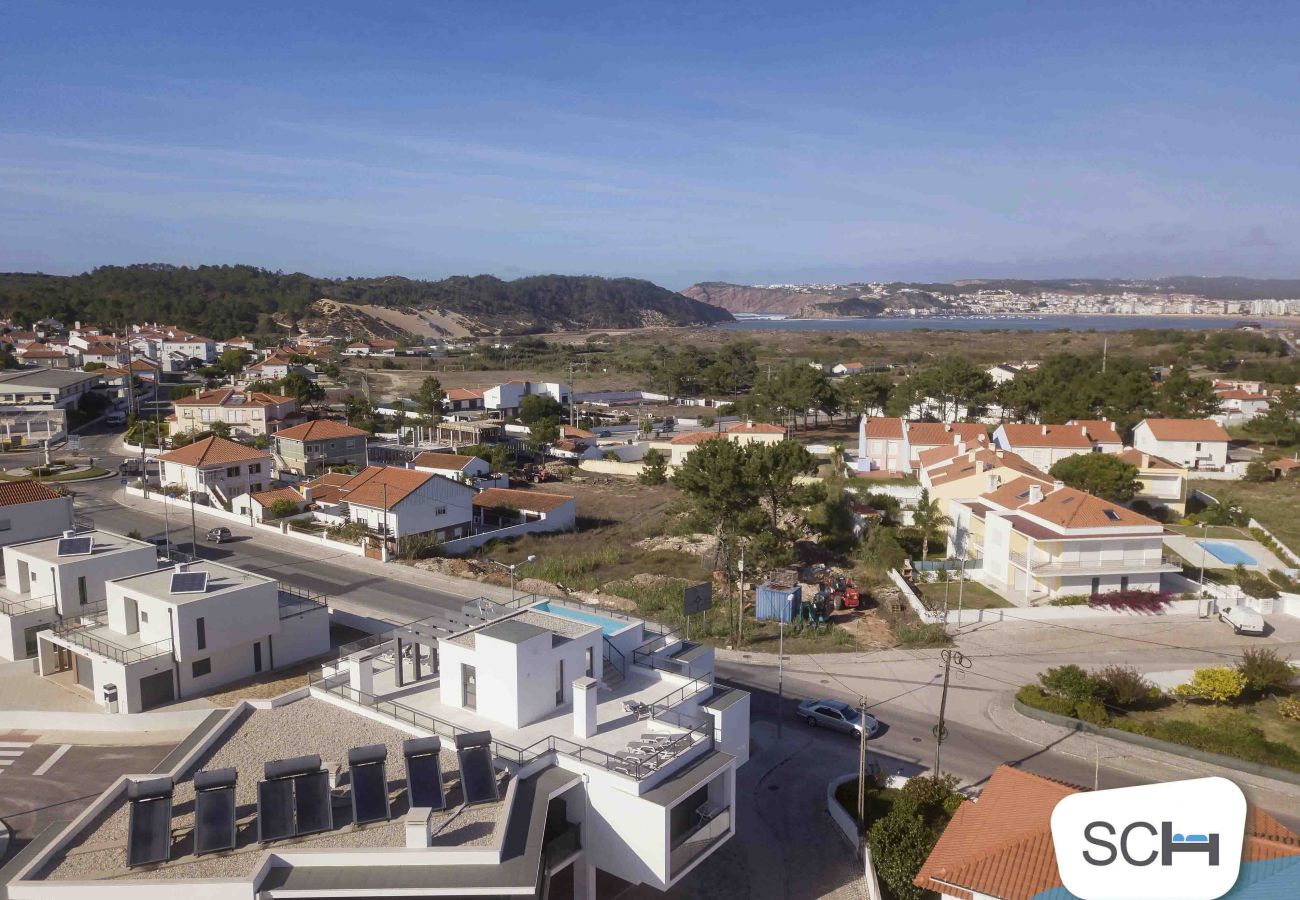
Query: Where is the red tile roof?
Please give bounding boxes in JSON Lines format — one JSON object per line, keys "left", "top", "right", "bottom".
{"left": 1113, "top": 448, "right": 1185, "bottom": 471}
{"left": 158, "top": 436, "right": 272, "bottom": 467}
{"left": 927, "top": 449, "right": 1046, "bottom": 487}
{"left": 561, "top": 425, "right": 597, "bottom": 440}
{"left": 669, "top": 431, "right": 727, "bottom": 445}
{"left": 863, "top": 417, "right": 905, "bottom": 440}
{"left": 0, "top": 480, "right": 63, "bottom": 507}
{"left": 982, "top": 475, "right": 1157, "bottom": 529}
{"left": 249, "top": 486, "right": 306, "bottom": 506}
{"left": 1139, "top": 418, "right": 1231, "bottom": 442}
{"left": 446, "top": 387, "right": 486, "bottom": 401}
{"left": 907, "top": 421, "right": 987, "bottom": 447}
{"left": 473, "top": 487, "right": 574, "bottom": 513}
{"left": 272, "top": 419, "right": 368, "bottom": 441}
{"left": 1069, "top": 418, "right": 1122, "bottom": 444}
{"left": 997, "top": 423, "right": 1093, "bottom": 449}
{"left": 173, "top": 388, "right": 293, "bottom": 407}
{"left": 726, "top": 422, "right": 785, "bottom": 435}
{"left": 335, "top": 466, "right": 436, "bottom": 510}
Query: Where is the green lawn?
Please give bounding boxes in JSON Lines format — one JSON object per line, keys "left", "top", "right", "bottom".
{"left": 1190, "top": 478, "right": 1300, "bottom": 552}
{"left": 0, "top": 466, "right": 110, "bottom": 483}
{"left": 1134, "top": 698, "right": 1300, "bottom": 748}
{"left": 914, "top": 577, "right": 1012, "bottom": 610}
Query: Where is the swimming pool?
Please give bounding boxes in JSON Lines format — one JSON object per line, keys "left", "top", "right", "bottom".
{"left": 1198, "top": 540, "right": 1258, "bottom": 567}
{"left": 534, "top": 601, "right": 632, "bottom": 636}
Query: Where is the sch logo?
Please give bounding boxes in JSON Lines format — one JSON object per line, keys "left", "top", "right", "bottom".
{"left": 1051, "top": 777, "right": 1246, "bottom": 900}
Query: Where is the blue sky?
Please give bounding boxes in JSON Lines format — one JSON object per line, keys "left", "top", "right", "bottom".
{"left": 3, "top": 1, "right": 1300, "bottom": 289}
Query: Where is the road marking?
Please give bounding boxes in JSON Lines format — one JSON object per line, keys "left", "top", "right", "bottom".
{"left": 31, "top": 743, "right": 71, "bottom": 777}
{"left": 0, "top": 741, "right": 34, "bottom": 749}
{"left": 0, "top": 750, "right": 23, "bottom": 757}
{"left": 0, "top": 759, "right": 13, "bottom": 766}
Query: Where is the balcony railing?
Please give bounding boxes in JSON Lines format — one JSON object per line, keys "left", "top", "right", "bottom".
{"left": 52, "top": 607, "right": 173, "bottom": 664}
{"left": 0, "top": 592, "right": 56, "bottom": 617}
{"left": 277, "top": 584, "right": 328, "bottom": 620}
{"left": 670, "top": 806, "right": 732, "bottom": 879}
{"left": 649, "top": 673, "right": 714, "bottom": 721}
{"left": 1008, "top": 551, "right": 1183, "bottom": 575}
{"left": 308, "top": 670, "right": 712, "bottom": 781}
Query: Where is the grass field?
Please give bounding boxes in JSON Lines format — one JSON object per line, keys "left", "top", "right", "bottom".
{"left": 1190, "top": 478, "right": 1300, "bottom": 551}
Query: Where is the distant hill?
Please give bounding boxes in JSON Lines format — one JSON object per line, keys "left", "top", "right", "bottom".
{"left": 0, "top": 265, "right": 732, "bottom": 340}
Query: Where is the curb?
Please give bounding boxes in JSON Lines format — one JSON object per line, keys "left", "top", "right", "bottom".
{"left": 1013, "top": 698, "right": 1300, "bottom": 789}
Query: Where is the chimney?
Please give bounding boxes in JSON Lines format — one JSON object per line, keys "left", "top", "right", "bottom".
{"left": 1027, "top": 483, "right": 1044, "bottom": 504}
{"left": 573, "top": 677, "right": 598, "bottom": 739}
{"left": 976, "top": 460, "right": 987, "bottom": 473}
{"left": 944, "top": 424, "right": 952, "bottom": 433}
{"left": 1052, "top": 480, "right": 1064, "bottom": 492}
{"left": 1041, "top": 424, "right": 1049, "bottom": 435}
{"left": 302, "top": 485, "right": 314, "bottom": 502}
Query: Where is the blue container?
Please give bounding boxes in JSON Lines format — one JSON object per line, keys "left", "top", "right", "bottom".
{"left": 755, "top": 583, "right": 801, "bottom": 623}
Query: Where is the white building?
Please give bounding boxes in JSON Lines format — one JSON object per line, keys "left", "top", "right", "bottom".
{"left": 485, "top": 380, "right": 571, "bottom": 417}
{"left": 157, "top": 435, "right": 274, "bottom": 505}
{"left": 170, "top": 387, "right": 299, "bottom": 438}
{"left": 1132, "top": 418, "right": 1231, "bottom": 471}
{"left": 0, "top": 481, "right": 75, "bottom": 579}
{"left": 314, "top": 466, "right": 477, "bottom": 542}
{"left": 471, "top": 487, "right": 577, "bottom": 535}
{"left": 0, "top": 368, "right": 101, "bottom": 410}
{"left": 991, "top": 423, "right": 1097, "bottom": 470}
{"left": 36, "top": 559, "right": 329, "bottom": 713}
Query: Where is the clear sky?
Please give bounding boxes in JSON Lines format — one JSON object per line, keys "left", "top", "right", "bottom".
{"left": 4, "top": 1, "right": 1299, "bottom": 289}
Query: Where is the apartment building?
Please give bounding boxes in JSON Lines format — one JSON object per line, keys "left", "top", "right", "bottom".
{"left": 1132, "top": 418, "right": 1231, "bottom": 470}
{"left": 445, "top": 386, "right": 487, "bottom": 412}
{"left": 35, "top": 559, "right": 328, "bottom": 713}
{"left": 991, "top": 423, "right": 1097, "bottom": 469}
{"left": 272, "top": 419, "right": 369, "bottom": 476}
{"left": 855, "top": 416, "right": 988, "bottom": 474}
{"left": 950, "top": 476, "right": 1179, "bottom": 604}
{"left": 0, "top": 529, "right": 156, "bottom": 661}
{"left": 171, "top": 387, "right": 298, "bottom": 438}
{"left": 0, "top": 369, "right": 101, "bottom": 410}
{"left": 1114, "top": 448, "right": 1189, "bottom": 514}
{"left": 157, "top": 435, "right": 274, "bottom": 503}
{"left": 1066, "top": 418, "right": 1124, "bottom": 452}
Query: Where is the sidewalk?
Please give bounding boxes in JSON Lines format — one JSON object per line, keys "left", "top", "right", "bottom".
{"left": 110, "top": 485, "right": 522, "bottom": 619}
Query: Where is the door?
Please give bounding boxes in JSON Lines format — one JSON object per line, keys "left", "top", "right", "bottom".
{"left": 253, "top": 641, "right": 263, "bottom": 674}
{"left": 73, "top": 653, "right": 94, "bottom": 691}
{"left": 461, "top": 664, "right": 477, "bottom": 710}
{"left": 139, "top": 670, "right": 176, "bottom": 711}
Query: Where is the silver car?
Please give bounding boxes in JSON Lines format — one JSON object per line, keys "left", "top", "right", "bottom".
{"left": 797, "top": 698, "right": 879, "bottom": 738}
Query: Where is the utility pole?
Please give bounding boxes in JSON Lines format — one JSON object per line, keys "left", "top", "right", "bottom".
{"left": 736, "top": 547, "right": 745, "bottom": 648}
{"left": 1101, "top": 336, "right": 1108, "bottom": 374}
{"left": 857, "top": 694, "right": 869, "bottom": 848}
{"left": 776, "top": 618, "right": 785, "bottom": 738}
{"left": 934, "top": 649, "right": 971, "bottom": 778}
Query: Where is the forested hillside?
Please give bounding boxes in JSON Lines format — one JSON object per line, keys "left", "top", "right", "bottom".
{"left": 0, "top": 265, "right": 731, "bottom": 339}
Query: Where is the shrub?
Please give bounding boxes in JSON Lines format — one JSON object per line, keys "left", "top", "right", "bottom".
{"left": 1048, "top": 594, "right": 1090, "bottom": 606}
{"left": 1232, "top": 565, "right": 1280, "bottom": 599}
{"left": 1173, "top": 666, "right": 1247, "bottom": 705}
{"left": 1017, "top": 684, "right": 1076, "bottom": 717}
{"left": 1089, "top": 590, "right": 1171, "bottom": 611}
{"left": 895, "top": 623, "right": 951, "bottom": 647}
{"left": 267, "top": 498, "right": 301, "bottom": 520}
{"left": 1040, "top": 664, "right": 1105, "bottom": 704}
{"left": 1074, "top": 700, "right": 1111, "bottom": 726}
{"left": 1236, "top": 648, "right": 1298, "bottom": 697}
{"left": 1109, "top": 715, "right": 1300, "bottom": 772}
{"left": 1277, "top": 697, "right": 1300, "bottom": 721}
{"left": 867, "top": 802, "right": 933, "bottom": 900}
{"left": 1097, "top": 666, "right": 1155, "bottom": 709}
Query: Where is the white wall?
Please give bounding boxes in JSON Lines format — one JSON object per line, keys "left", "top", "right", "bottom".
{"left": 349, "top": 476, "right": 475, "bottom": 538}
{"left": 1133, "top": 424, "right": 1229, "bottom": 470}
{"left": 6, "top": 541, "right": 157, "bottom": 616}
{"left": 274, "top": 606, "right": 330, "bottom": 667}
{"left": 0, "top": 497, "right": 73, "bottom": 567}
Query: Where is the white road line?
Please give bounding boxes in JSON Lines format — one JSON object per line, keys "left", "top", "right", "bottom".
{"left": 31, "top": 744, "right": 71, "bottom": 777}
{"left": 0, "top": 759, "right": 14, "bottom": 766}
{"left": 0, "top": 742, "right": 34, "bottom": 749}
{"left": 0, "top": 750, "right": 23, "bottom": 757}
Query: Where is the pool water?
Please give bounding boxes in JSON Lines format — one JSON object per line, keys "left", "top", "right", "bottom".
{"left": 534, "top": 601, "right": 630, "bottom": 636}
{"left": 1198, "top": 540, "right": 1258, "bottom": 567}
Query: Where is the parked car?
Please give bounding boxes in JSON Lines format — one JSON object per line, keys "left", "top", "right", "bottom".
{"left": 796, "top": 698, "right": 879, "bottom": 738}
{"left": 1218, "top": 604, "right": 1266, "bottom": 635}
{"left": 206, "top": 527, "right": 232, "bottom": 543}
{"left": 105, "top": 411, "right": 126, "bottom": 426}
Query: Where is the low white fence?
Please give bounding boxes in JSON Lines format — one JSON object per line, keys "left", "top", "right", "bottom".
{"left": 1248, "top": 518, "right": 1300, "bottom": 567}
{"left": 578, "top": 459, "right": 644, "bottom": 477}
{"left": 887, "top": 569, "right": 940, "bottom": 624}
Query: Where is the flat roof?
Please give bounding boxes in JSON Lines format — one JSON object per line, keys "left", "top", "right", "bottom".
{"left": 0, "top": 368, "right": 100, "bottom": 389}
{"left": 480, "top": 618, "right": 550, "bottom": 644}
{"left": 34, "top": 697, "right": 506, "bottom": 883}
{"left": 444, "top": 608, "right": 597, "bottom": 649}
{"left": 11, "top": 529, "right": 154, "bottom": 565}
{"left": 111, "top": 559, "right": 273, "bottom": 603}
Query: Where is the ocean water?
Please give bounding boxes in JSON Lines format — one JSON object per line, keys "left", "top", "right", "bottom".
{"left": 716, "top": 315, "right": 1296, "bottom": 333}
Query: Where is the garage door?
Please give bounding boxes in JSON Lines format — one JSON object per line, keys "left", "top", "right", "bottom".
{"left": 139, "top": 671, "right": 176, "bottom": 711}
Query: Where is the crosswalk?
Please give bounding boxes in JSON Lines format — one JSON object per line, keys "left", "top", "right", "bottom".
{"left": 0, "top": 737, "right": 35, "bottom": 775}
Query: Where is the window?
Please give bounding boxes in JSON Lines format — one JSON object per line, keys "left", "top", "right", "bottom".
{"left": 192, "top": 658, "right": 211, "bottom": 678}
{"left": 1090, "top": 577, "right": 1101, "bottom": 595}
{"left": 435, "top": 506, "right": 447, "bottom": 516}
{"left": 1195, "top": 442, "right": 1202, "bottom": 451}
{"left": 196, "top": 617, "right": 206, "bottom": 651}
{"left": 140, "top": 610, "right": 149, "bottom": 623}
{"left": 461, "top": 664, "right": 477, "bottom": 710}
{"left": 253, "top": 642, "right": 262, "bottom": 673}
{"left": 555, "top": 659, "right": 565, "bottom": 706}
{"left": 225, "top": 466, "right": 239, "bottom": 477}
{"left": 585, "top": 647, "right": 594, "bottom": 678}
{"left": 248, "top": 463, "right": 262, "bottom": 474}
{"left": 77, "top": 576, "right": 87, "bottom": 606}
{"left": 1121, "top": 576, "right": 1129, "bottom": 592}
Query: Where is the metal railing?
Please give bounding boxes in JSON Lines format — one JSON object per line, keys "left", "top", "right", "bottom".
{"left": 669, "top": 807, "right": 732, "bottom": 878}
{"left": 51, "top": 606, "right": 173, "bottom": 664}
{"left": 602, "top": 635, "right": 626, "bottom": 679}
{"left": 1008, "top": 551, "right": 1182, "bottom": 573}
{"left": 649, "top": 673, "right": 714, "bottom": 721}
{"left": 0, "top": 592, "right": 56, "bottom": 617}
{"left": 308, "top": 670, "right": 712, "bottom": 781}
{"left": 632, "top": 625, "right": 685, "bottom": 670}
{"left": 277, "top": 584, "right": 329, "bottom": 620}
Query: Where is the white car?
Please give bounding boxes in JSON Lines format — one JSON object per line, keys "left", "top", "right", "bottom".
{"left": 105, "top": 411, "right": 126, "bottom": 426}
{"left": 1219, "top": 605, "right": 1266, "bottom": 635}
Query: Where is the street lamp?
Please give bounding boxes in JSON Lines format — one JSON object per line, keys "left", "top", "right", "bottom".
{"left": 489, "top": 554, "right": 537, "bottom": 603}
{"left": 1198, "top": 521, "right": 1209, "bottom": 600}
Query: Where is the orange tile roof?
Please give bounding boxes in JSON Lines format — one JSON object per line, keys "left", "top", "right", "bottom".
{"left": 1139, "top": 418, "right": 1231, "bottom": 442}
{"left": 336, "top": 466, "right": 435, "bottom": 510}
{"left": 1113, "top": 448, "right": 1185, "bottom": 471}
{"left": 997, "top": 423, "right": 1093, "bottom": 449}
{"left": 246, "top": 352, "right": 297, "bottom": 370}
{"left": 1069, "top": 418, "right": 1122, "bottom": 444}
{"left": 562, "top": 425, "right": 597, "bottom": 440}
{"left": 446, "top": 387, "right": 486, "bottom": 401}
{"left": 411, "top": 452, "right": 480, "bottom": 471}
{"left": 669, "top": 431, "right": 726, "bottom": 445}
{"left": 928, "top": 449, "right": 1046, "bottom": 488}
{"left": 249, "top": 486, "right": 306, "bottom": 506}
{"left": 0, "top": 480, "right": 63, "bottom": 507}
{"left": 907, "top": 421, "right": 987, "bottom": 447}
{"left": 1217, "top": 389, "right": 1270, "bottom": 401}
{"left": 1270, "top": 457, "right": 1300, "bottom": 470}
{"left": 272, "top": 419, "right": 368, "bottom": 441}
{"left": 916, "top": 766, "right": 1300, "bottom": 900}
{"left": 173, "top": 388, "right": 294, "bottom": 407}
{"left": 726, "top": 422, "right": 785, "bottom": 435}
{"left": 982, "top": 476, "right": 1157, "bottom": 529}
{"left": 863, "top": 416, "right": 905, "bottom": 440}
{"left": 157, "top": 435, "right": 272, "bottom": 467}
{"left": 473, "top": 487, "right": 574, "bottom": 513}
{"left": 917, "top": 444, "right": 965, "bottom": 470}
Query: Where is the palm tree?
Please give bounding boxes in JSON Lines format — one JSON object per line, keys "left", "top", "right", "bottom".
{"left": 912, "top": 488, "right": 952, "bottom": 561}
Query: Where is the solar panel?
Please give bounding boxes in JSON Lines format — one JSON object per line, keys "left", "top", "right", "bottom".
{"left": 293, "top": 770, "right": 333, "bottom": 836}
{"left": 56, "top": 536, "right": 93, "bottom": 557}
{"left": 193, "top": 768, "right": 237, "bottom": 855}
{"left": 256, "top": 778, "right": 294, "bottom": 843}
{"left": 454, "top": 732, "right": 498, "bottom": 805}
{"left": 126, "top": 777, "right": 174, "bottom": 867}
{"left": 170, "top": 571, "right": 209, "bottom": 594}
{"left": 403, "top": 737, "right": 446, "bottom": 810}
{"left": 348, "top": 744, "right": 390, "bottom": 825}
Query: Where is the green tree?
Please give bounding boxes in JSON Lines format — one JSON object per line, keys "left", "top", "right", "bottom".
{"left": 519, "top": 393, "right": 564, "bottom": 424}
{"left": 1246, "top": 389, "right": 1300, "bottom": 446}
{"left": 1236, "top": 648, "right": 1297, "bottom": 698}
{"left": 911, "top": 488, "right": 952, "bottom": 561}
{"left": 209, "top": 420, "right": 232, "bottom": 438}
{"left": 1048, "top": 453, "right": 1140, "bottom": 502}
{"left": 217, "top": 347, "right": 250, "bottom": 376}
{"left": 281, "top": 370, "right": 325, "bottom": 408}
{"left": 836, "top": 372, "right": 893, "bottom": 418}
{"left": 343, "top": 394, "right": 377, "bottom": 433}
{"left": 861, "top": 524, "right": 907, "bottom": 572}
{"left": 528, "top": 416, "right": 560, "bottom": 449}
{"left": 414, "top": 375, "right": 444, "bottom": 423}
{"left": 742, "top": 440, "right": 818, "bottom": 531}
{"left": 389, "top": 399, "right": 408, "bottom": 435}
{"left": 638, "top": 448, "right": 668, "bottom": 485}
{"left": 1157, "top": 366, "right": 1219, "bottom": 418}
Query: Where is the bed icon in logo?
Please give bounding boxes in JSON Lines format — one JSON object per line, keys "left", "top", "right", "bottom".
{"left": 1051, "top": 777, "right": 1246, "bottom": 899}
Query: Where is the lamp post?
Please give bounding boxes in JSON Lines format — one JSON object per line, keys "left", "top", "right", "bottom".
{"left": 489, "top": 554, "right": 537, "bottom": 603}
{"left": 1198, "top": 521, "right": 1209, "bottom": 596}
